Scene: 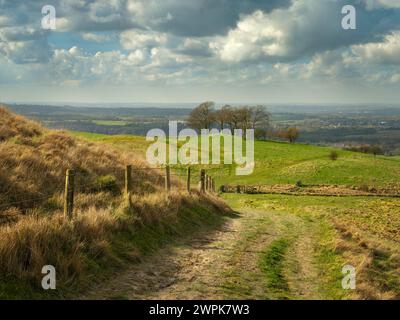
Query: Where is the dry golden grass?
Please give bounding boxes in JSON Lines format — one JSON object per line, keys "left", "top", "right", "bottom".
{"left": 0, "top": 106, "right": 229, "bottom": 295}
{"left": 0, "top": 106, "right": 169, "bottom": 219}
{"left": 0, "top": 192, "right": 228, "bottom": 288}
{"left": 333, "top": 219, "right": 400, "bottom": 299}
{"left": 130, "top": 190, "right": 230, "bottom": 223}
{"left": 0, "top": 107, "right": 42, "bottom": 141}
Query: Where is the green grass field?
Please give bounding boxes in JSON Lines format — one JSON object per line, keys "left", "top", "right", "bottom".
{"left": 72, "top": 131, "right": 400, "bottom": 188}
{"left": 223, "top": 193, "right": 400, "bottom": 299}
{"left": 71, "top": 131, "right": 152, "bottom": 155}
{"left": 93, "top": 120, "right": 129, "bottom": 126}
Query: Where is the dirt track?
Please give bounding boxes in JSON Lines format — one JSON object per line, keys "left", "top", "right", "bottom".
{"left": 81, "top": 206, "right": 325, "bottom": 300}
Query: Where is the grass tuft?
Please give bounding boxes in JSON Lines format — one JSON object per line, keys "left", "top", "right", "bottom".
{"left": 259, "top": 238, "right": 291, "bottom": 298}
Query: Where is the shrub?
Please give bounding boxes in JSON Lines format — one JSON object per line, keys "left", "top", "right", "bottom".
{"left": 345, "top": 144, "right": 384, "bottom": 156}
{"left": 276, "top": 127, "right": 300, "bottom": 143}
{"left": 329, "top": 151, "right": 338, "bottom": 161}
{"left": 92, "top": 175, "right": 119, "bottom": 194}
{"left": 296, "top": 180, "right": 304, "bottom": 188}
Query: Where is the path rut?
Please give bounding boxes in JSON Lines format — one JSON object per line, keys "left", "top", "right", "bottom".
{"left": 82, "top": 209, "right": 322, "bottom": 300}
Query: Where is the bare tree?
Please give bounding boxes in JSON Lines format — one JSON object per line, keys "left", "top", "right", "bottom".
{"left": 187, "top": 103, "right": 271, "bottom": 137}
{"left": 225, "top": 106, "right": 241, "bottom": 133}
{"left": 237, "top": 106, "right": 252, "bottom": 134}
{"left": 187, "top": 101, "right": 215, "bottom": 130}
{"left": 214, "top": 105, "right": 232, "bottom": 130}
{"left": 286, "top": 127, "right": 300, "bottom": 143}
{"left": 250, "top": 105, "right": 270, "bottom": 130}
{"left": 273, "top": 127, "right": 300, "bottom": 143}
{"left": 255, "top": 128, "right": 267, "bottom": 140}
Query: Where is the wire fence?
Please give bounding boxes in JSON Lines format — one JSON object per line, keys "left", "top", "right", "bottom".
{"left": 0, "top": 165, "right": 218, "bottom": 219}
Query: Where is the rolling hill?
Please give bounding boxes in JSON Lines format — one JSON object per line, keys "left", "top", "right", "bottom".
{"left": 73, "top": 130, "right": 400, "bottom": 299}
{"left": 1, "top": 107, "right": 399, "bottom": 300}
{"left": 72, "top": 131, "right": 400, "bottom": 189}
{"left": 0, "top": 107, "right": 230, "bottom": 299}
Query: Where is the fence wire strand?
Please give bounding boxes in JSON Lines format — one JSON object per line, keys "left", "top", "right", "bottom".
{"left": 0, "top": 165, "right": 217, "bottom": 211}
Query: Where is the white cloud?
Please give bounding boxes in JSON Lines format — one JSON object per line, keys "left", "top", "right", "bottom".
{"left": 126, "top": 49, "right": 147, "bottom": 65}
{"left": 212, "top": 0, "right": 341, "bottom": 62}
{"left": 364, "top": 0, "right": 400, "bottom": 9}
{"left": 0, "top": 15, "right": 12, "bottom": 27}
{"left": 120, "top": 29, "right": 167, "bottom": 50}
{"left": 303, "top": 50, "right": 347, "bottom": 79}
{"left": 81, "top": 32, "right": 111, "bottom": 42}
{"left": 210, "top": 10, "right": 286, "bottom": 62}
{"left": 88, "top": 0, "right": 124, "bottom": 23}
{"left": 390, "top": 74, "right": 400, "bottom": 83}
{"left": 44, "top": 43, "right": 192, "bottom": 86}
{"left": 0, "top": 39, "right": 52, "bottom": 64}
{"left": 1, "top": 0, "right": 400, "bottom": 98}
{"left": 176, "top": 38, "right": 212, "bottom": 57}
{"left": 211, "top": 0, "right": 400, "bottom": 63}
{"left": 351, "top": 32, "right": 400, "bottom": 65}
{"left": 56, "top": 18, "right": 72, "bottom": 32}
{"left": 127, "top": 0, "right": 145, "bottom": 16}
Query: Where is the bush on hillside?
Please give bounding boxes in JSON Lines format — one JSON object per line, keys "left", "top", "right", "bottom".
{"left": 345, "top": 144, "right": 384, "bottom": 156}
{"left": 329, "top": 151, "right": 338, "bottom": 161}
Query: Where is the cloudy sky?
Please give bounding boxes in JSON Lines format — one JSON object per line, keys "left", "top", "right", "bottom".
{"left": 0, "top": 0, "right": 400, "bottom": 104}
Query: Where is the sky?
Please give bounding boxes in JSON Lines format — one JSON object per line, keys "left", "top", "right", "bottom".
{"left": 0, "top": 0, "right": 400, "bottom": 105}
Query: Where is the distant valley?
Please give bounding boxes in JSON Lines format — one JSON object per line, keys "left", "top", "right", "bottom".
{"left": 6, "top": 103, "right": 400, "bottom": 155}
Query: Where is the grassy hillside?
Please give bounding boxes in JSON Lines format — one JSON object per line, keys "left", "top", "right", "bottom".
{"left": 72, "top": 131, "right": 400, "bottom": 189}
{"left": 74, "top": 131, "right": 400, "bottom": 300}
{"left": 0, "top": 107, "right": 230, "bottom": 299}
{"left": 223, "top": 140, "right": 400, "bottom": 187}
{"left": 223, "top": 194, "right": 400, "bottom": 299}
{"left": 3, "top": 112, "right": 397, "bottom": 300}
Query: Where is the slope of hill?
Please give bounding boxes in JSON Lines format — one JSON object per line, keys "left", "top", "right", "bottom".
{"left": 0, "top": 107, "right": 230, "bottom": 299}
{"left": 72, "top": 131, "right": 400, "bottom": 189}
{"left": 223, "top": 140, "right": 400, "bottom": 188}
{"left": 2, "top": 109, "right": 399, "bottom": 300}
{"left": 73, "top": 131, "right": 400, "bottom": 299}
{"left": 0, "top": 107, "right": 180, "bottom": 223}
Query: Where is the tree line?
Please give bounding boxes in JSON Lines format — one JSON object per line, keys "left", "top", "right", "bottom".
{"left": 187, "top": 102, "right": 300, "bottom": 143}
{"left": 345, "top": 144, "right": 384, "bottom": 156}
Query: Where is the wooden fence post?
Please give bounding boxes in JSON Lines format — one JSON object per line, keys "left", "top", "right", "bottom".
{"left": 236, "top": 185, "right": 241, "bottom": 194}
{"left": 125, "top": 165, "right": 132, "bottom": 206}
{"left": 200, "top": 169, "right": 206, "bottom": 193}
{"left": 187, "top": 166, "right": 191, "bottom": 193}
{"left": 64, "top": 169, "right": 75, "bottom": 219}
{"left": 205, "top": 174, "right": 208, "bottom": 191}
{"left": 165, "top": 165, "right": 171, "bottom": 191}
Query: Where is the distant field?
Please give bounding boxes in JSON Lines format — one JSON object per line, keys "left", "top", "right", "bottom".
{"left": 93, "top": 120, "right": 129, "bottom": 126}
{"left": 73, "top": 131, "right": 400, "bottom": 189}
{"left": 8, "top": 104, "right": 400, "bottom": 153}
